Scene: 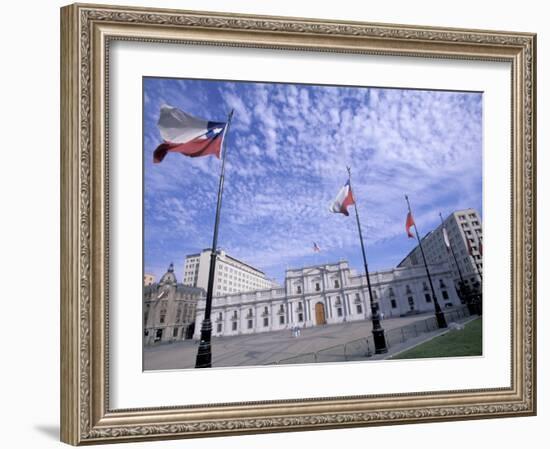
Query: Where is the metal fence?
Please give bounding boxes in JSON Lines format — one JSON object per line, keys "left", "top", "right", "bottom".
{"left": 276, "top": 305, "right": 472, "bottom": 365}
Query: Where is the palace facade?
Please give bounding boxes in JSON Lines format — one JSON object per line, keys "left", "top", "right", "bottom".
{"left": 193, "top": 260, "right": 461, "bottom": 339}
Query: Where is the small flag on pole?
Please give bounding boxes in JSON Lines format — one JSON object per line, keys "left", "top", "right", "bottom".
{"left": 153, "top": 105, "right": 227, "bottom": 163}
{"left": 313, "top": 242, "right": 321, "bottom": 253}
{"left": 405, "top": 212, "right": 415, "bottom": 238}
{"left": 330, "top": 180, "right": 355, "bottom": 216}
{"left": 442, "top": 227, "right": 451, "bottom": 250}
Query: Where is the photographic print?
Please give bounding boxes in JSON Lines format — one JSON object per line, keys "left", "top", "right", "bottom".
{"left": 142, "top": 77, "right": 483, "bottom": 371}
{"left": 61, "top": 5, "right": 536, "bottom": 443}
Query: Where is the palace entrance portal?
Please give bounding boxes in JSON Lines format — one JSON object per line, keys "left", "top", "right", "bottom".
{"left": 315, "top": 302, "right": 326, "bottom": 325}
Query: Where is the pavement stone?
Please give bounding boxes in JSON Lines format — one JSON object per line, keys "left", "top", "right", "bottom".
{"left": 144, "top": 307, "right": 474, "bottom": 370}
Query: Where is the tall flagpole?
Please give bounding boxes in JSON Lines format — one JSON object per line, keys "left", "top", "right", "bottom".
{"left": 195, "top": 109, "right": 234, "bottom": 368}
{"left": 405, "top": 195, "right": 447, "bottom": 329}
{"left": 439, "top": 213, "right": 466, "bottom": 283}
{"left": 347, "top": 167, "right": 387, "bottom": 354}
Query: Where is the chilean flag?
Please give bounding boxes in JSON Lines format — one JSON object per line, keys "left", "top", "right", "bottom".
{"left": 405, "top": 212, "right": 415, "bottom": 238}
{"left": 330, "top": 180, "right": 355, "bottom": 216}
{"left": 153, "top": 105, "right": 226, "bottom": 163}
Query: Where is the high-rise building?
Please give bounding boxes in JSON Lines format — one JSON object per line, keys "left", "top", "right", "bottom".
{"left": 397, "top": 209, "right": 483, "bottom": 290}
{"left": 182, "top": 249, "right": 279, "bottom": 296}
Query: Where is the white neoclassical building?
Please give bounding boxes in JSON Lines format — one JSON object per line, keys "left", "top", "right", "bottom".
{"left": 193, "top": 260, "right": 461, "bottom": 339}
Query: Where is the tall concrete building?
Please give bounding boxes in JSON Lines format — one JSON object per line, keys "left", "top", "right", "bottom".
{"left": 397, "top": 209, "right": 483, "bottom": 290}
{"left": 182, "top": 249, "right": 279, "bottom": 296}
{"left": 194, "top": 260, "right": 460, "bottom": 338}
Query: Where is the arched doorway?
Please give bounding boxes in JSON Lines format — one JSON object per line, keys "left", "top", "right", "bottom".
{"left": 315, "top": 302, "right": 326, "bottom": 325}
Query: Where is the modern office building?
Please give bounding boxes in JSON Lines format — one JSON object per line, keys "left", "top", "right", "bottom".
{"left": 182, "top": 249, "right": 279, "bottom": 296}
{"left": 143, "top": 263, "right": 205, "bottom": 346}
{"left": 193, "top": 260, "right": 460, "bottom": 338}
{"left": 397, "top": 208, "right": 483, "bottom": 290}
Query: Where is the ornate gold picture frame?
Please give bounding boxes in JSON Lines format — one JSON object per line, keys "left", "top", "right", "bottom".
{"left": 60, "top": 3, "right": 536, "bottom": 445}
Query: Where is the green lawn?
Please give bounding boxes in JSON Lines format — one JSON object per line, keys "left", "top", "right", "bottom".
{"left": 392, "top": 318, "right": 482, "bottom": 360}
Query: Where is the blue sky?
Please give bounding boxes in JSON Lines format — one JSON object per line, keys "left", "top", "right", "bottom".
{"left": 143, "top": 77, "right": 482, "bottom": 284}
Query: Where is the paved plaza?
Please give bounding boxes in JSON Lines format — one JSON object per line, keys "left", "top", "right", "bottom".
{"left": 144, "top": 307, "right": 473, "bottom": 370}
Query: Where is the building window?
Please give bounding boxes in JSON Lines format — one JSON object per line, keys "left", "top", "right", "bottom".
{"left": 217, "top": 323, "right": 222, "bottom": 333}
{"left": 355, "top": 293, "right": 361, "bottom": 301}
{"left": 159, "top": 312, "right": 166, "bottom": 324}
{"left": 389, "top": 288, "right": 395, "bottom": 297}
{"left": 373, "top": 290, "right": 378, "bottom": 299}
{"left": 337, "top": 308, "right": 343, "bottom": 317}
{"left": 247, "top": 320, "right": 253, "bottom": 329}
{"left": 442, "top": 290, "right": 449, "bottom": 300}
{"left": 232, "top": 322, "right": 237, "bottom": 331}
{"left": 296, "top": 285, "right": 302, "bottom": 294}
{"left": 315, "top": 282, "right": 320, "bottom": 291}
{"left": 408, "top": 297, "right": 415, "bottom": 309}
{"left": 172, "top": 327, "right": 179, "bottom": 337}
{"left": 406, "top": 285, "right": 412, "bottom": 294}
{"left": 356, "top": 304, "right": 363, "bottom": 314}
{"left": 263, "top": 317, "right": 269, "bottom": 327}
{"left": 439, "top": 279, "right": 446, "bottom": 288}
{"left": 279, "top": 315, "right": 285, "bottom": 325}
{"left": 391, "top": 299, "right": 397, "bottom": 309}
{"left": 298, "top": 313, "right": 304, "bottom": 322}
{"left": 425, "top": 293, "right": 432, "bottom": 303}
{"left": 334, "top": 279, "right": 340, "bottom": 288}
{"left": 423, "top": 281, "right": 428, "bottom": 291}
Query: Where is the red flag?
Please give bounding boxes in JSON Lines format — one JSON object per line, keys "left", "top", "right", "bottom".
{"left": 405, "top": 212, "right": 415, "bottom": 238}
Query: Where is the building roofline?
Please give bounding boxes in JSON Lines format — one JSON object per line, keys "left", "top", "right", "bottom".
{"left": 195, "top": 248, "right": 268, "bottom": 277}
{"left": 285, "top": 260, "right": 349, "bottom": 274}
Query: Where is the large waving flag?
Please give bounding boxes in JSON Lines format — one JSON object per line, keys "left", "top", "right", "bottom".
{"left": 405, "top": 212, "right": 415, "bottom": 238}
{"left": 153, "top": 105, "right": 226, "bottom": 163}
{"left": 330, "top": 180, "right": 355, "bottom": 216}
